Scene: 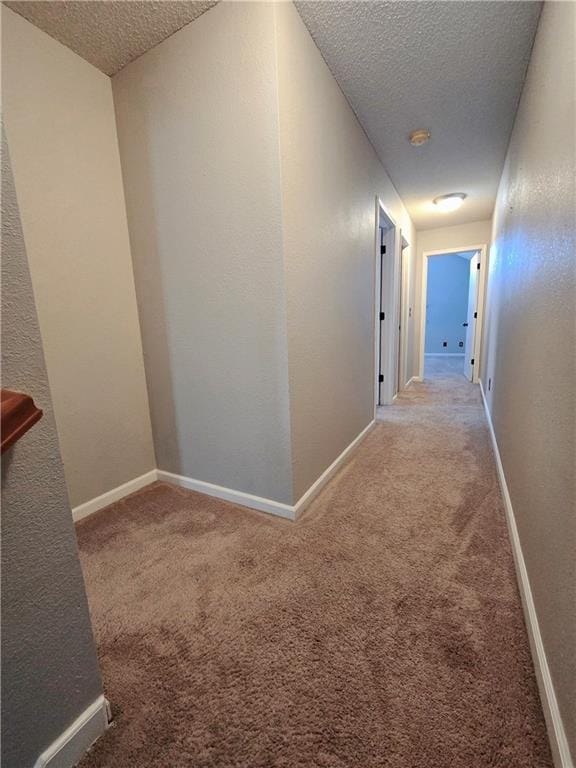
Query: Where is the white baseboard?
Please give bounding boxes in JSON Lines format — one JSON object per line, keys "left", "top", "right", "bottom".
{"left": 34, "top": 695, "right": 109, "bottom": 768}
{"left": 72, "top": 470, "right": 158, "bottom": 522}
{"left": 405, "top": 376, "right": 422, "bottom": 386}
{"left": 157, "top": 469, "right": 296, "bottom": 520}
{"left": 72, "top": 423, "right": 374, "bottom": 525}
{"left": 293, "top": 420, "right": 375, "bottom": 517}
{"left": 480, "top": 382, "right": 573, "bottom": 768}
{"left": 158, "top": 421, "right": 375, "bottom": 522}
{"left": 73, "top": 423, "right": 375, "bottom": 524}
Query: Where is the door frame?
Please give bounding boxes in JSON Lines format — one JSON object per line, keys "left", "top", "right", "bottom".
{"left": 374, "top": 197, "right": 402, "bottom": 409}
{"left": 398, "top": 233, "right": 410, "bottom": 393}
{"left": 418, "top": 243, "right": 488, "bottom": 383}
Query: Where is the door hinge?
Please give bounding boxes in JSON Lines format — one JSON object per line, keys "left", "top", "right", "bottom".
{"left": 477, "top": 262, "right": 480, "bottom": 270}
{"left": 379, "top": 374, "right": 384, "bottom": 383}
{"left": 380, "top": 311, "right": 385, "bottom": 321}
{"left": 471, "top": 358, "right": 475, "bottom": 365}
{"left": 474, "top": 311, "right": 477, "bottom": 319}
{"left": 381, "top": 245, "right": 386, "bottom": 255}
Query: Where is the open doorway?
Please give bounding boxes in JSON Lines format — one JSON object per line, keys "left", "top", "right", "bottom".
{"left": 418, "top": 245, "right": 487, "bottom": 382}
{"left": 374, "top": 198, "right": 403, "bottom": 408}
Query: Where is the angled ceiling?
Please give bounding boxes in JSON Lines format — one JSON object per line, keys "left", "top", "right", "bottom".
{"left": 3, "top": 1, "right": 217, "bottom": 76}
{"left": 296, "top": 1, "right": 542, "bottom": 229}
{"left": 5, "top": 1, "right": 541, "bottom": 229}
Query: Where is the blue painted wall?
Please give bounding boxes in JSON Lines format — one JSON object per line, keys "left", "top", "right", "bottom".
{"left": 425, "top": 255, "right": 470, "bottom": 353}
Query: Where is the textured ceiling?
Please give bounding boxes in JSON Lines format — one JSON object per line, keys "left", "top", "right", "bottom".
{"left": 4, "top": 1, "right": 217, "bottom": 76}
{"left": 5, "top": 1, "right": 541, "bottom": 229}
{"left": 296, "top": 1, "right": 542, "bottom": 229}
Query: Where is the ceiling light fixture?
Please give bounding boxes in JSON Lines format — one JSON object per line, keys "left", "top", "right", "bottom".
{"left": 409, "top": 128, "right": 431, "bottom": 146}
{"left": 432, "top": 192, "right": 467, "bottom": 212}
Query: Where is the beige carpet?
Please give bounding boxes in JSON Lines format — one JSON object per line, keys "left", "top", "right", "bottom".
{"left": 77, "top": 371, "right": 552, "bottom": 768}
{"left": 424, "top": 353, "right": 465, "bottom": 377}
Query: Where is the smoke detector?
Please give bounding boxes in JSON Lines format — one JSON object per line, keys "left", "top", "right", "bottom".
{"left": 409, "top": 129, "right": 431, "bottom": 146}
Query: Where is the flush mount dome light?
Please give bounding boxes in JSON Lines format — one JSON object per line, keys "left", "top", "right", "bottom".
{"left": 433, "top": 192, "right": 467, "bottom": 212}
{"left": 409, "top": 128, "right": 431, "bottom": 146}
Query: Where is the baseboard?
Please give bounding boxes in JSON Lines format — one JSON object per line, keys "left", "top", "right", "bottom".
{"left": 72, "top": 424, "right": 375, "bottom": 524}
{"left": 479, "top": 382, "right": 573, "bottom": 768}
{"left": 158, "top": 421, "right": 375, "bottom": 522}
{"left": 157, "top": 469, "right": 296, "bottom": 520}
{"left": 293, "top": 420, "right": 375, "bottom": 517}
{"left": 72, "top": 470, "right": 158, "bottom": 522}
{"left": 34, "top": 695, "right": 109, "bottom": 768}
{"left": 405, "top": 376, "right": 421, "bottom": 386}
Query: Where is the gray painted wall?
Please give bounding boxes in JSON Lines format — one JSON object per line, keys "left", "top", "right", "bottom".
{"left": 3, "top": 7, "right": 156, "bottom": 509}
{"left": 274, "top": 2, "right": 416, "bottom": 500}
{"left": 481, "top": 1, "right": 575, "bottom": 758}
{"left": 113, "top": 1, "right": 417, "bottom": 506}
{"left": 112, "top": 2, "right": 293, "bottom": 504}
{"left": 1, "top": 136, "right": 103, "bottom": 768}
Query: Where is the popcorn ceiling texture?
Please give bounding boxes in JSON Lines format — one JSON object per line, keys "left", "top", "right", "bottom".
{"left": 4, "top": 1, "right": 217, "bottom": 75}
{"left": 5, "top": 0, "right": 541, "bottom": 230}
{"left": 295, "top": 1, "right": 542, "bottom": 229}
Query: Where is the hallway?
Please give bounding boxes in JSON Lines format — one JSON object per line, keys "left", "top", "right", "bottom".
{"left": 76, "top": 374, "right": 552, "bottom": 768}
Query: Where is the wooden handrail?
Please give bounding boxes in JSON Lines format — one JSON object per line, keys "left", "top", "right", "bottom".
{"left": 1, "top": 388, "right": 43, "bottom": 454}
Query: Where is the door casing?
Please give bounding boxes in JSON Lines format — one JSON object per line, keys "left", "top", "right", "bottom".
{"left": 374, "top": 198, "right": 405, "bottom": 409}
{"left": 418, "top": 243, "right": 488, "bottom": 383}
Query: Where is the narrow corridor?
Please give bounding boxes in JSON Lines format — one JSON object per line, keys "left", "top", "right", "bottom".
{"left": 76, "top": 373, "right": 552, "bottom": 768}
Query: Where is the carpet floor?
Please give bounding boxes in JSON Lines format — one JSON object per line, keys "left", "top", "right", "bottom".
{"left": 76, "top": 371, "right": 552, "bottom": 768}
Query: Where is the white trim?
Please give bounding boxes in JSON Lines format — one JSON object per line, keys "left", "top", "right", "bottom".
{"left": 373, "top": 198, "right": 381, "bottom": 413}
{"left": 405, "top": 376, "right": 421, "bottom": 386}
{"left": 418, "top": 243, "right": 488, "bottom": 383}
{"left": 34, "top": 695, "right": 109, "bottom": 768}
{"left": 158, "top": 421, "right": 376, "bottom": 522}
{"left": 293, "top": 420, "right": 375, "bottom": 517}
{"left": 374, "top": 197, "right": 402, "bottom": 410}
{"left": 480, "top": 382, "right": 573, "bottom": 768}
{"left": 72, "top": 423, "right": 375, "bottom": 524}
{"left": 157, "top": 470, "right": 296, "bottom": 520}
{"left": 397, "top": 229, "right": 411, "bottom": 393}
{"left": 72, "top": 470, "right": 158, "bottom": 522}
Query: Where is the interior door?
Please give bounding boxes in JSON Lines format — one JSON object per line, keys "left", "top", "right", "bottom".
{"left": 396, "top": 240, "right": 404, "bottom": 394}
{"left": 465, "top": 252, "right": 480, "bottom": 380}
{"left": 378, "top": 226, "right": 386, "bottom": 404}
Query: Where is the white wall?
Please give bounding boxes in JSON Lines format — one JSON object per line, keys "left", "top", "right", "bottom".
{"left": 2, "top": 7, "right": 155, "bottom": 508}
{"left": 481, "top": 2, "right": 575, "bottom": 761}
{"left": 113, "top": 2, "right": 293, "bottom": 503}
{"left": 274, "top": 2, "right": 416, "bottom": 500}
{"left": 414, "top": 219, "right": 492, "bottom": 375}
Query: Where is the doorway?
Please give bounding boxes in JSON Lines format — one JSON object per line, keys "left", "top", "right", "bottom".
{"left": 374, "top": 199, "right": 403, "bottom": 407}
{"left": 418, "top": 244, "right": 487, "bottom": 382}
